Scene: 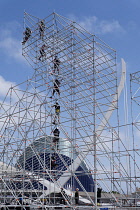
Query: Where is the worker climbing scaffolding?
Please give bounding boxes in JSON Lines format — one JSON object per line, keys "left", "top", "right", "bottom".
{"left": 53, "top": 55, "right": 61, "bottom": 74}
{"left": 39, "top": 20, "right": 45, "bottom": 39}
{"left": 50, "top": 156, "right": 57, "bottom": 170}
{"left": 53, "top": 127, "right": 60, "bottom": 144}
{"left": 39, "top": 44, "right": 47, "bottom": 61}
{"left": 22, "top": 27, "right": 32, "bottom": 45}
{"left": 49, "top": 52, "right": 61, "bottom": 153}
{"left": 52, "top": 102, "right": 60, "bottom": 124}
{"left": 53, "top": 79, "right": 60, "bottom": 96}
{"left": 97, "top": 188, "right": 102, "bottom": 203}
{"left": 50, "top": 79, "right": 61, "bottom": 98}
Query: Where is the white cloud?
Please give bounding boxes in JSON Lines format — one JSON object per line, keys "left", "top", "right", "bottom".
{"left": 68, "top": 14, "right": 125, "bottom": 35}
{"left": 0, "top": 75, "right": 16, "bottom": 97}
{"left": 0, "top": 36, "right": 23, "bottom": 61}
{"left": 0, "top": 22, "right": 24, "bottom": 62}
{"left": 97, "top": 19, "right": 125, "bottom": 34}
{"left": 76, "top": 16, "right": 97, "bottom": 33}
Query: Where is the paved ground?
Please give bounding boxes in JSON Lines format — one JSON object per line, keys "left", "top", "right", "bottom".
{"left": 1, "top": 205, "right": 140, "bottom": 210}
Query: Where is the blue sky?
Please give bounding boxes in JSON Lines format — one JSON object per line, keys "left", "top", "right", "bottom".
{"left": 0, "top": 1, "right": 139, "bottom": 127}
{"left": 0, "top": 0, "right": 140, "bottom": 119}
{"left": 0, "top": 0, "right": 140, "bottom": 85}
{"left": 0, "top": 0, "right": 139, "bottom": 135}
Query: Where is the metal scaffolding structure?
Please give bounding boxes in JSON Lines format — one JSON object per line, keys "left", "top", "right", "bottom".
{"left": 130, "top": 71, "right": 140, "bottom": 197}
{"left": 1, "top": 11, "right": 140, "bottom": 209}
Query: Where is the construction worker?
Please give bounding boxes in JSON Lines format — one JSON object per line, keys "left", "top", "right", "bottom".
{"left": 22, "top": 27, "right": 32, "bottom": 45}
{"left": 39, "top": 20, "right": 45, "bottom": 39}
{"left": 60, "top": 188, "right": 66, "bottom": 204}
{"left": 53, "top": 56, "right": 61, "bottom": 74}
{"left": 50, "top": 79, "right": 60, "bottom": 98}
{"left": 97, "top": 188, "right": 102, "bottom": 203}
{"left": 75, "top": 188, "right": 79, "bottom": 205}
{"left": 39, "top": 44, "right": 47, "bottom": 61}
{"left": 51, "top": 156, "right": 57, "bottom": 170}
{"left": 18, "top": 193, "right": 24, "bottom": 205}
{"left": 52, "top": 102, "right": 60, "bottom": 124}
{"left": 53, "top": 127, "right": 60, "bottom": 144}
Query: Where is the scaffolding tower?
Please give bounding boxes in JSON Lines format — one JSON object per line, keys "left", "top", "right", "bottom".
{"left": 130, "top": 71, "right": 140, "bottom": 198}
{"left": 1, "top": 12, "right": 140, "bottom": 209}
